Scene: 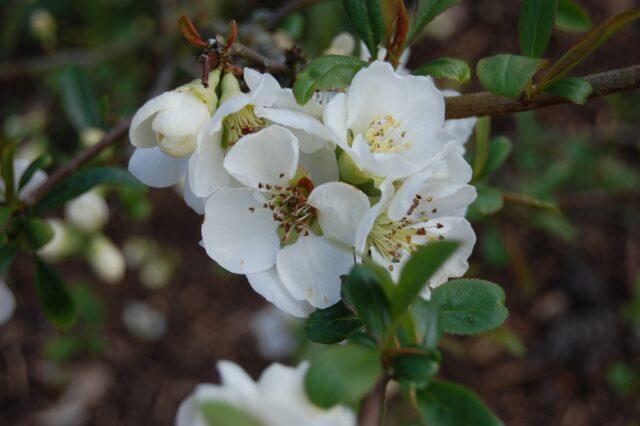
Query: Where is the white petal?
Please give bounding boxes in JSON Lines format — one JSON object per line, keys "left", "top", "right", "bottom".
{"left": 151, "top": 92, "right": 209, "bottom": 140}
{"left": 254, "top": 107, "right": 332, "bottom": 150}
{"left": 423, "top": 217, "right": 476, "bottom": 288}
{"left": 350, "top": 134, "right": 419, "bottom": 179}
{"left": 223, "top": 125, "right": 299, "bottom": 189}
{"left": 308, "top": 182, "right": 369, "bottom": 246}
{"left": 202, "top": 188, "right": 279, "bottom": 274}
{"left": 276, "top": 236, "right": 354, "bottom": 308}
{"left": 188, "top": 127, "right": 229, "bottom": 198}
{"left": 217, "top": 360, "right": 259, "bottom": 397}
{"left": 398, "top": 74, "right": 445, "bottom": 128}
{"left": 323, "top": 93, "right": 349, "bottom": 150}
{"left": 242, "top": 68, "right": 287, "bottom": 107}
{"left": 128, "top": 147, "right": 188, "bottom": 188}
{"left": 298, "top": 148, "right": 339, "bottom": 186}
{"left": 13, "top": 158, "right": 47, "bottom": 201}
{"left": 355, "top": 178, "right": 395, "bottom": 259}
{"left": 183, "top": 172, "right": 204, "bottom": 215}
{"left": 0, "top": 280, "right": 16, "bottom": 325}
{"left": 129, "top": 91, "right": 179, "bottom": 148}
{"left": 207, "top": 92, "right": 253, "bottom": 135}
{"left": 388, "top": 181, "right": 476, "bottom": 222}
{"left": 246, "top": 268, "right": 314, "bottom": 318}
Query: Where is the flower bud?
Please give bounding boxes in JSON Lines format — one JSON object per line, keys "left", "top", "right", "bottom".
{"left": 65, "top": 190, "right": 109, "bottom": 233}
{"left": 87, "top": 236, "right": 125, "bottom": 284}
{"left": 80, "top": 127, "right": 105, "bottom": 147}
{"left": 122, "top": 237, "right": 155, "bottom": 269}
{"left": 30, "top": 9, "right": 57, "bottom": 49}
{"left": 140, "top": 256, "right": 175, "bottom": 290}
{"left": 122, "top": 301, "right": 167, "bottom": 341}
{"left": 38, "top": 219, "right": 77, "bottom": 261}
{"left": 324, "top": 32, "right": 356, "bottom": 56}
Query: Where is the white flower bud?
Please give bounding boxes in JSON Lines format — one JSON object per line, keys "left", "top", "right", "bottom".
{"left": 80, "top": 127, "right": 105, "bottom": 147}
{"left": 65, "top": 190, "right": 109, "bottom": 233}
{"left": 140, "top": 256, "right": 175, "bottom": 289}
{"left": 122, "top": 301, "right": 167, "bottom": 341}
{"left": 0, "top": 279, "right": 16, "bottom": 326}
{"left": 87, "top": 236, "right": 125, "bottom": 284}
{"left": 38, "top": 219, "right": 76, "bottom": 261}
{"left": 324, "top": 32, "right": 356, "bottom": 56}
{"left": 30, "top": 9, "right": 57, "bottom": 48}
{"left": 122, "top": 237, "right": 155, "bottom": 269}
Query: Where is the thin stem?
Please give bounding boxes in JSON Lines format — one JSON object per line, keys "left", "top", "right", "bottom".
{"left": 229, "top": 42, "right": 291, "bottom": 75}
{"left": 359, "top": 375, "right": 390, "bottom": 426}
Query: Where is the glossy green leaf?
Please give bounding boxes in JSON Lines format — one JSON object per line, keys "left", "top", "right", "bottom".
{"left": 342, "top": 264, "right": 391, "bottom": 338}
{"left": 391, "top": 347, "right": 439, "bottom": 386}
{"left": 476, "top": 54, "right": 546, "bottom": 98}
{"left": 542, "top": 76, "right": 593, "bottom": 104}
{"left": 34, "top": 257, "right": 75, "bottom": 327}
{"left": 57, "top": 66, "right": 101, "bottom": 131}
{"left": 412, "top": 299, "right": 442, "bottom": 349}
{"left": 306, "top": 301, "right": 363, "bottom": 344}
{"left": 431, "top": 279, "right": 508, "bottom": 335}
{"left": 18, "top": 154, "right": 51, "bottom": 190}
{"left": 304, "top": 344, "right": 382, "bottom": 408}
{"left": 342, "top": 0, "right": 385, "bottom": 56}
{"left": 556, "top": 0, "right": 592, "bottom": 32}
{"left": 34, "top": 166, "right": 142, "bottom": 213}
{"left": 395, "top": 241, "right": 459, "bottom": 317}
{"left": 200, "top": 401, "right": 265, "bottom": 426}
{"left": 540, "top": 9, "right": 640, "bottom": 87}
{"left": 473, "top": 185, "right": 503, "bottom": 215}
{"left": 484, "top": 136, "right": 512, "bottom": 175}
{"left": 293, "top": 55, "right": 367, "bottom": 104}
{"left": 407, "top": 0, "right": 460, "bottom": 44}
{"left": 413, "top": 57, "right": 470, "bottom": 83}
{"left": 519, "top": 0, "right": 558, "bottom": 58}
{"left": 24, "top": 218, "right": 54, "bottom": 250}
{"left": 0, "top": 244, "right": 17, "bottom": 276}
{"left": 417, "top": 380, "right": 503, "bottom": 426}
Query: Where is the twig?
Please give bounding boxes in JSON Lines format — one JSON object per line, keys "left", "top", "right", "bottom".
{"left": 445, "top": 65, "right": 640, "bottom": 119}
{"left": 267, "top": 0, "right": 328, "bottom": 28}
{"left": 229, "top": 42, "right": 291, "bottom": 74}
{"left": 25, "top": 117, "right": 132, "bottom": 206}
{"left": 359, "top": 376, "right": 389, "bottom": 426}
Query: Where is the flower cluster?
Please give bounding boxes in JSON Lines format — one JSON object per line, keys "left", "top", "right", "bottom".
{"left": 129, "top": 60, "right": 477, "bottom": 317}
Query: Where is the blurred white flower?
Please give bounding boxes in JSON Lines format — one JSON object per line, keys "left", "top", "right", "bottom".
{"left": 122, "top": 237, "right": 155, "bottom": 269}
{"left": 64, "top": 190, "right": 109, "bottom": 233}
{"left": 139, "top": 256, "right": 175, "bottom": 289}
{"left": 0, "top": 279, "right": 16, "bottom": 326}
{"left": 80, "top": 127, "right": 105, "bottom": 147}
{"left": 38, "top": 219, "right": 76, "bottom": 261}
{"left": 324, "top": 61, "right": 454, "bottom": 180}
{"left": 250, "top": 306, "right": 302, "bottom": 360}
{"left": 324, "top": 32, "right": 356, "bottom": 56}
{"left": 0, "top": 158, "right": 48, "bottom": 202}
{"left": 29, "top": 8, "right": 57, "bottom": 48}
{"left": 87, "top": 236, "right": 125, "bottom": 284}
{"left": 176, "top": 361, "right": 356, "bottom": 426}
{"left": 122, "top": 301, "right": 167, "bottom": 341}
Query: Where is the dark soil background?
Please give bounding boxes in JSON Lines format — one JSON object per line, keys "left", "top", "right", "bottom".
{"left": 1, "top": 0, "right": 640, "bottom": 424}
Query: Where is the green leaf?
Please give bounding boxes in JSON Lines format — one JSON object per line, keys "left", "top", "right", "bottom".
{"left": 542, "top": 76, "right": 593, "bottom": 104}
{"left": 417, "top": 380, "right": 503, "bottom": 426}
{"left": 502, "top": 192, "right": 560, "bottom": 213}
{"left": 57, "top": 66, "right": 101, "bottom": 131}
{"left": 431, "top": 279, "right": 508, "bottom": 335}
{"left": 306, "top": 301, "right": 363, "bottom": 344}
{"left": 293, "top": 55, "right": 367, "bottom": 105}
{"left": 23, "top": 218, "right": 54, "bottom": 250}
{"left": 484, "top": 136, "right": 512, "bottom": 175}
{"left": 540, "top": 9, "right": 640, "bottom": 87}
{"left": 34, "top": 257, "right": 75, "bottom": 328}
{"left": 556, "top": 0, "right": 592, "bottom": 32}
{"left": 0, "top": 244, "right": 17, "bottom": 276}
{"left": 519, "top": 0, "right": 558, "bottom": 58}
{"left": 391, "top": 347, "right": 439, "bottom": 386}
{"left": 413, "top": 57, "right": 470, "bottom": 83}
{"left": 476, "top": 54, "right": 546, "bottom": 98}
{"left": 18, "top": 154, "right": 51, "bottom": 190}
{"left": 200, "top": 401, "right": 265, "bottom": 426}
{"left": 342, "top": 0, "right": 385, "bottom": 57}
{"left": 304, "top": 344, "right": 382, "bottom": 408}
{"left": 0, "top": 206, "right": 11, "bottom": 230}
{"left": 1, "top": 144, "right": 15, "bottom": 202}
{"left": 472, "top": 116, "right": 491, "bottom": 179}
{"left": 473, "top": 185, "right": 504, "bottom": 215}
{"left": 412, "top": 299, "right": 442, "bottom": 349}
{"left": 33, "top": 166, "right": 142, "bottom": 213}
{"left": 407, "top": 0, "right": 460, "bottom": 45}
{"left": 342, "top": 265, "right": 391, "bottom": 338}
{"left": 394, "top": 241, "right": 460, "bottom": 317}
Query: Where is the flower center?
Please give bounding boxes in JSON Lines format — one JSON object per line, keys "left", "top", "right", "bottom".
{"left": 364, "top": 115, "right": 410, "bottom": 153}
{"left": 222, "top": 105, "right": 265, "bottom": 148}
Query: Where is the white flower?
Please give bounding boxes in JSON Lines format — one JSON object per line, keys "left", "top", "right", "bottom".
{"left": 38, "top": 219, "right": 76, "bottom": 261}
{"left": 354, "top": 144, "right": 477, "bottom": 296}
{"left": 250, "top": 306, "right": 302, "bottom": 360}
{"left": 0, "top": 279, "right": 16, "bottom": 326}
{"left": 87, "top": 235, "right": 125, "bottom": 284}
{"left": 201, "top": 125, "right": 365, "bottom": 316}
{"left": 176, "top": 361, "right": 356, "bottom": 426}
{"left": 189, "top": 69, "right": 332, "bottom": 199}
{"left": 64, "top": 189, "right": 109, "bottom": 233}
{"left": 359, "top": 42, "right": 411, "bottom": 75}
{"left": 0, "top": 158, "right": 48, "bottom": 202}
{"left": 442, "top": 89, "right": 477, "bottom": 153}
{"left": 324, "top": 32, "right": 356, "bottom": 56}
{"left": 122, "top": 301, "right": 167, "bottom": 341}
{"left": 324, "top": 61, "right": 454, "bottom": 180}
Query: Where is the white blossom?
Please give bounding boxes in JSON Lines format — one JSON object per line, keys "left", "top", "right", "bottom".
{"left": 64, "top": 189, "right": 109, "bottom": 233}
{"left": 0, "top": 279, "right": 16, "bottom": 326}
{"left": 38, "top": 219, "right": 76, "bottom": 261}
{"left": 176, "top": 361, "right": 356, "bottom": 426}
{"left": 0, "top": 158, "right": 48, "bottom": 202}
{"left": 87, "top": 236, "right": 125, "bottom": 284}
{"left": 122, "top": 301, "right": 167, "bottom": 341}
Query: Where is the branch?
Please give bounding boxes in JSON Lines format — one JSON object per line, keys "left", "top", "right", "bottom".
{"left": 358, "top": 376, "right": 389, "bottom": 426}
{"left": 229, "top": 42, "right": 291, "bottom": 75}
{"left": 25, "top": 117, "right": 132, "bottom": 206}
{"left": 445, "top": 65, "right": 640, "bottom": 119}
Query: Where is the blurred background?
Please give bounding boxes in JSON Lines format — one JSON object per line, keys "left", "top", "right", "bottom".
{"left": 1, "top": 0, "right": 640, "bottom": 424}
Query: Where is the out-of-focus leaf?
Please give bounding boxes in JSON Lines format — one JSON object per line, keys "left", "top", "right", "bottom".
{"left": 342, "top": 265, "right": 391, "bottom": 338}
{"left": 543, "top": 76, "right": 593, "bottom": 104}
{"left": 472, "top": 117, "right": 491, "bottom": 179}
{"left": 0, "top": 206, "right": 11, "bottom": 230}
{"left": 414, "top": 57, "right": 470, "bottom": 83}
{"left": 519, "top": 0, "right": 558, "bottom": 58}
{"left": 293, "top": 55, "right": 367, "bottom": 104}
{"left": 57, "top": 67, "right": 101, "bottom": 131}
{"left": 18, "top": 155, "right": 51, "bottom": 190}
{"left": 279, "top": 14, "right": 305, "bottom": 40}
{"left": 24, "top": 218, "right": 54, "bottom": 250}
{"left": 1, "top": 144, "right": 15, "bottom": 201}
{"left": 413, "top": 299, "right": 442, "bottom": 349}
{"left": 200, "top": 401, "right": 265, "bottom": 426}
{"left": 391, "top": 347, "right": 439, "bottom": 386}
{"left": 306, "top": 301, "right": 363, "bottom": 344}
{"left": 484, "top": 136, "right": 512, "bottom": 175}
{"left": 407, "top": 0, "right": 460, "bottom": 45}
{"left": 342, "top": 0, "right": 385, "bottom": 56}
{"left": 556, "top": 0, "right": 592, "bottom": 32}
{"left": 486, "top": 325, "right": 527, "bottom": 358}
{"left": 0, "top": 244, "right": 17, "bottom": 276}
{"left": 477, "top": 54, "right": 546, "bottom": 98}
{"left": 34, "top": 257, "right": 75, "bottom": 328}
{"left": 473, "top": 185, "right": 504, "bottom": 215}
{"left": 502, "top": 192, "right": 560, "bottom": 213}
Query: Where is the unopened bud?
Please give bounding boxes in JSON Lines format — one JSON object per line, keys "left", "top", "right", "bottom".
{"left": 88, "top": 236, "right": 125, "bottom": 284}
{"left": 324, "top": 32, "right": 356, "bottom": 56}
{"left": 30, "top": 9, "right": 57, "bottom": 48}
{"left": 80, "top": 127, "right": 106, "bottom": 147}
{"left": 38, "top": 219, "right": 76, "bottom": 261}
{"left": 122, "top": 301, "right": 167, "bottom": 341}
{"left": 65, "top": 190, "right": 109, "bottom": 233}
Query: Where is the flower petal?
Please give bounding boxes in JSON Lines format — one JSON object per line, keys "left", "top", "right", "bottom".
{"left": 350, "top": 133, "right": 419, "bottom": 179}
{"left": 151, "top": 92, "right": 209, "bottom": 140}
{"left": 276, "top": 235, "right": 354, "bottom": 308}
{"left": 188, "top": 127, "right": 229, "bottom": 198}
{"left": 202, "top": 188, "right": 279, "bottom": 274}
{"left": 128, "top": 147, "right": 188, "bottom": 188}
{"left": 398, "top": 74, "right": 445, "bottom": 128}
{"left": 183, "top": 172, "right": 204, "bottom": 215}
{"left": 323, "top": 93, "right": 349, "bottom": 150}
{"left": 254, "top": 107, "right": 332, "bottom": 151}
{"left": 13, "top": 159, "right": 47, "bottom": 201}
{"left": 308, "top": 182, "right": 369, "bottom": 246}
{"left": 298, "top": 148, "right": 339, "bottom": 186}
{"left": 355, "top": 178, "right": 395, "bottom": 260}
{"left": 217, "top": 360, "right": 259, "bottom": 397}
{"left": 129, "top": 91, "right": 179, "bottom": 148}
{"left": 246, "top": 268, "right": 314, "bottom": 318}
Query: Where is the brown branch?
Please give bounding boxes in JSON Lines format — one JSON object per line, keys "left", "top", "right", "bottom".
{"left": 228, "top": 42, "right": 291, "bottom": 75}
{"left": 445, "top": 65, "right": 640, "bottom": 119}
{"left": 25, "top": 117, "right": 132, "bottom": 206}
{"left": 359, "top": 376, "right": 389, "bottom": 426}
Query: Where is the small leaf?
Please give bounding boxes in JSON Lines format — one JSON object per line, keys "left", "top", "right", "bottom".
{"left": 304, "top": 344, "right": 382, "bottom": 408}
{"left": 417, "top": 380, "right": 503, "bottom": 426}
{"left": 200, "top": 401, "right": 265, "bottom": 426}
{"left": 306, "top": 301, "right": 363, "bottom": 344}
{"left": 484, "top": 136, "right": 512, "bottom": 175}
{"left": 414, "top": 57, "right": 470, "bottom": 83}
{"left": 519, "top": 0, "right": 558, "bottom": 58}
{"left": 342, "top": 265, "right": 391, "bottom": 338}
{"left": 34, "top": 257, "right": 75, "bottom": 327}
{"left": 412, "top": 299, "right": 442, "bottom": 349}
{"left": 342, "top": 0, "right": 385, "bottom": 56}
{"left": 56, "top": 67, "right": 101, "bottom": 132}
{"left": 431, "top": 279, "right": 508, "bottom": 335}
{"left": 476, "top": 54, "right": 546, "bottom": 98}
{"left": 178, "top": 16, "right": 207, "bottom": 48}
{"left": 18, "top": 154, "right": 51, "bottom": 190}
{"left": 394, "top": 241, "right": 460, "bottom": 317}
{"left": 391, "top": 347, "right": 440, "bottom": 386}
{"left": 542, "top": 76, "right": 593, "bottom": 104}
{"left": 23, "top": 218, "right": 54, "bottom": 250}
{"left": 293, "top": 55, "right": 367, "bottom": 104}
{"left": 407, "top": 0, "right": 460, "bottom": 45}
{"left": 540, "top": 9, "right": 640, "bottom": 87}
{"left": 0, "top": 206, "right": 11, "bottom": 229}
{"left": 0, "top": 244, "right": 17, "bottom": 276}
{"left": 556, "top": 0, "right": 592, "bottom": 32}
{"left": 473, "top": 185, "right": 503, "bottom": 215}
{"left": 472, "top": 117, "right": 491, "bottom": 179}
{"left": 34, "top": 166, "right": 142, "bottom": 213}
